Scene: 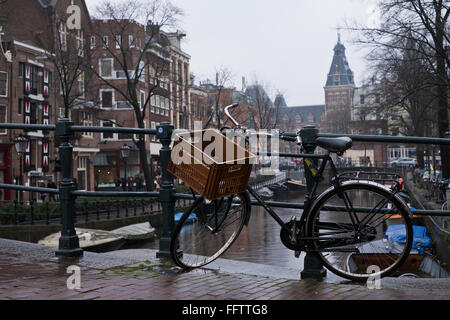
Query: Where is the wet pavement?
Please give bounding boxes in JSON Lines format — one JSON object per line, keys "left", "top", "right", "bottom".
{"left": 0, "top": 238, "right": 449, "bottom": 300}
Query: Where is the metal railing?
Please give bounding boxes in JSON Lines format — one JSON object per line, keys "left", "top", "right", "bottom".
{"left": 0, "top": 120, "right": 450, "bottom": 280}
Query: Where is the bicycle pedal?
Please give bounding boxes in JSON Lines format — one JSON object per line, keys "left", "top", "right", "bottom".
{"left": 294, "top": 251, "right": 301, "bottom": 258}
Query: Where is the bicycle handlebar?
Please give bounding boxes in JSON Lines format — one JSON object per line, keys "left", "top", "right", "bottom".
{"left": 223, "top": 103, "right": 300, "bottom": 144}
{"left": 224, "top": 103, "right": 240, "bottom": 127}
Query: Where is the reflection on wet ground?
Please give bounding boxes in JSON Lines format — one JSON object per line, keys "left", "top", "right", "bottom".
{"left": 124, "top": 191, "right": 312, "bottom": 269}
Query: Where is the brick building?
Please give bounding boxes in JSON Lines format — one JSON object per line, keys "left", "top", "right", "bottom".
{"left": 0, "top": 0, "right": 96, "bottom": 199}
{"left": 90, "top": 21, "right": 191, "bottom": 189}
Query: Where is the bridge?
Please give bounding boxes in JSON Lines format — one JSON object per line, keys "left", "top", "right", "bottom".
{"left": 0, "top": 120, "right": 449, "bottom": 280}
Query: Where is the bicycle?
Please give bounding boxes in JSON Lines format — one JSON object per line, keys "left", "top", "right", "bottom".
{"left": 170, "top": 103, "right": 413, "bottom": 282}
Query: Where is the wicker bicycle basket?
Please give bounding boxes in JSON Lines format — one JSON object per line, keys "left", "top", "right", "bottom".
{"left": 168, "top": 129, "right": 257, "bottom": 200}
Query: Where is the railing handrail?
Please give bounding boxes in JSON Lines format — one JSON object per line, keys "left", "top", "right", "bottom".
{"left": 0, "top": 121, "right": 449, "bottom": 145}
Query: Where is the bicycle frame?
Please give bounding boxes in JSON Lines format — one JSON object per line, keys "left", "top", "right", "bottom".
{"left": 246, "top": 150, "right": 332, "bottom": 235}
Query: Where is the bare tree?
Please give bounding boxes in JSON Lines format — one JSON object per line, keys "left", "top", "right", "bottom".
{"left": 90, "top": 0, "right": 183, "bottom": 190}
{"left": 245, "top": 80, "right": 279, "bottom": 130}
{"left": 32, "top": 4, "right": 96, "bottom": 121}
{"left": 201, "top": 67, "right": 234, "bottom": 129}
{"left": 347, "top": 0, "right": 450, "bottom": 176}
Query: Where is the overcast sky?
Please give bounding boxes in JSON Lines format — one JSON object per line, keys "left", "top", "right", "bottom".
{"left": 85, "top": 0, "right": 376, "bottom": 106}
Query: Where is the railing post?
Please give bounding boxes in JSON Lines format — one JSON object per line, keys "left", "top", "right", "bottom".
{"left": 299, "top": 125, "right": 327, "bottom": 281}
{"left": 55, "top": 118, "right": 83, "bottom": 257}
{"left": 156, "top": 122, "right": 175, "bottom": 259}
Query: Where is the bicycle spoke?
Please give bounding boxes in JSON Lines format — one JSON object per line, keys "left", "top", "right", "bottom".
{"left": 171, "top": 194, "right": 248, "bottom": 269}
{"left": 309, "top": 183, "right": 412, "bottom": 281}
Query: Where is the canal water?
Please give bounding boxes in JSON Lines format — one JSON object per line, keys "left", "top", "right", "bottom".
{"left": 122, "top": 190, "right": 314, "bottom": 269}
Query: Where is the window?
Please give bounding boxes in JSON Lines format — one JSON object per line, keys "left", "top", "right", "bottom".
{"left": 0, "top": 72, "right": 7, "bottom": 96}
{"left": 19, "top": 62, "right": 24, "bottom": 77}
{"left": 101, "top": 121, "right": 114, "bottom": 140}
{"left": 77, "top": 72, "right": 85, "bottom": 97}
{"left": 90, "top": 36, "right": 95, "bottom": 50}
{"left": 320, "top": 112, "right": 326, "bottom": 122}
{"left": 100, "top": 59, "right": 113, "bottom": 78}
{"left": 138, "top": 61, "right": 145, "bottom": 82}
{"left": 76, "top": 30, "right": 84, "bottom": 56}
{"left": 81, "top": 111, "right": 93, "bottom": 138}
{"left": 295, "top": 114, "right": 302, "bottom": 124}
{"left": 128, "top": 35, "right": 134, "bottom": 48}
{"left": 118, "top": 132, "right": 132, "bottom": 140}
{"left": 375, "top": 94, "right": 380, "bottom": 103}
{"left": 0, "top": 105, "right": 6, "bottom": 134}
{"left": 140, "top": 91, "right": 145, "bottom": 110}
{"left": 307, "top": 112, "right": 315, "bottom": 123}
{"left": 59, "top": 23, "right": 67, "bottom": 51}
{"left": 360, "top": 95, "right": 365, "bottom": 104}
{"left": 117, "top": 101, "right": 132, "bottom": 109}
{"left": 103, "top": 36, "right": 109, "bottom": 49}
{"left": 115, "top": 35, "right": 122, "bottom": 49}
{"left": 151, "top": 121, "right": 156, "bottom": 141}
{"left": 30, "top": 102, "right": 38, "bottom": 124}
{"left": 100, "top": 90, "right": 114, "bottom": 108}
{"left": 30, "top": 66, "right": 39, "bottom": 95}
{"left": 77, "top": 156, "right": 88, "bottom": 191}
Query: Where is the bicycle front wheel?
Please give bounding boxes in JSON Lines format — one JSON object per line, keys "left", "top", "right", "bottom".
{"left": 307, "top": 181, "right": 413, "bottom": 281}
{"left": 170, "top": 192, "right": 250, "bottom": 269}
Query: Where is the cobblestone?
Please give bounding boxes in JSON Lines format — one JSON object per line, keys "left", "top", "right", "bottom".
{"left": 0, "top": 238, "right": 449, "bottom": 301}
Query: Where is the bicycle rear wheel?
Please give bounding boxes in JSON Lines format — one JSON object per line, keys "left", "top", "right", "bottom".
{"left": 307, "top": 181, "right": 413, "bottom": 281}
{"left": 170, "top": 192, "right": 249, "bottom": 269}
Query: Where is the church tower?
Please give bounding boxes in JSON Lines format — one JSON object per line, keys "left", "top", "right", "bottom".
{"left": 324, "top": 33, "right": 355, "bottom": 133}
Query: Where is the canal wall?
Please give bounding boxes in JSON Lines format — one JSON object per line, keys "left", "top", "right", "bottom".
{"left": 0, "top": 215, "right": 152, "bottom": 244}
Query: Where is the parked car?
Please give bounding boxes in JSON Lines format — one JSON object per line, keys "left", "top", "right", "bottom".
{"left": 390, "top": 157, "right": 417, "bottom": 168}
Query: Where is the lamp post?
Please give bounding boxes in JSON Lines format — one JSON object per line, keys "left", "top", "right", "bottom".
{"left": 14, "top": 136, "right": 28, "bottom": 203}
{"left": 120, "top": 144, "right": 132, "bottom": 190}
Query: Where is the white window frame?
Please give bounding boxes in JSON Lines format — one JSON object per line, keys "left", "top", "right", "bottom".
{"left": 151, "top": 121, "right": 156, "bottom": 141}
{"left": 76, "top": 30, "right": 84, "bottom": 57}
{"left": 77, "top": 71, "right": 85, "bottom": 98}
{"left": 59, "top": 23, "right": 67, "bottom": 51}
{"left": 128, "top": 35, "right": 134, "bottom": 48}
{"left": 100, "top": 89, "right": 115, "bottom": 109}
{"left": 134, "top": 120, "right": 146, "bottom": 141}
{"left": 77, "top": 156, "right": 88, "bottom": 191}
{"left": 100, "top": 120, "right": 116, "bottom": 141}
{"left": 140, "top": 90, "right": 145, "bottom": 111}
{"left": 103, "top": 36, "right": 109, "bottom": 49}
{"left": 99, "top": 58, "right": 114, "bottom": 79}
{"left": 115, "top": 35, "right": 122, "bottom": 49}
{"left": 116, "top": 101, "right": 133, "bottom": 109}
{"left": 90, "top": 36, "right": 95, "bottom": 50}
{"left": 81, "top": 111, "right": 93, "bottom": 138}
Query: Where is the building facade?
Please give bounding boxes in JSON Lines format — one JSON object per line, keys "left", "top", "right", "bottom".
{"left": 0, "top": 0, "right": 97, "bottom": 199}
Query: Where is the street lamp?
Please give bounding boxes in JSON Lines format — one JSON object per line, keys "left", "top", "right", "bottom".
{"left": 14, "top": 136, "right": 28, "bottom": 203}
{"left": 120, "top": 144, "right": 132, "bottom": 190}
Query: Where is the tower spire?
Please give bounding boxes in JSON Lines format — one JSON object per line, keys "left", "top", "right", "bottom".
{"left": 325, "top": 32, "right": 354, "bottom": 87}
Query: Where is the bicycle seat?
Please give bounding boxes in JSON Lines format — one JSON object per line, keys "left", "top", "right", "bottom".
{"left": 315, "top": 137, "right": 352, "bottom": 154}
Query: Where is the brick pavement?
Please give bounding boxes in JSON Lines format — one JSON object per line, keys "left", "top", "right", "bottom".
{"left": 0, "top": 240, "right": 449, "bottom": 301}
